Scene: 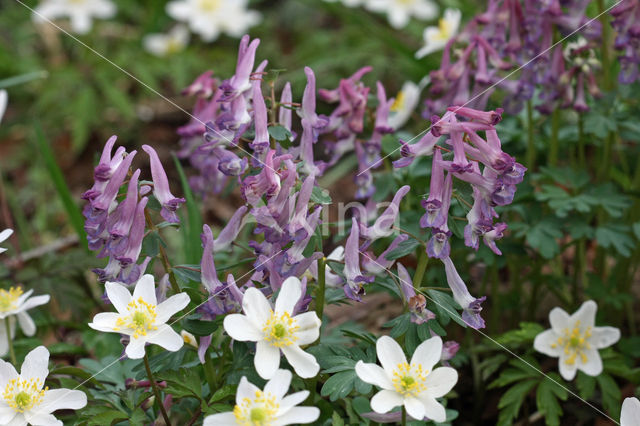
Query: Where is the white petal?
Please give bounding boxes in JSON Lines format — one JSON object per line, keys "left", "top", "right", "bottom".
{"left": 25, "top": 411, "right": 61, "bottom": 426}
{"left": 533, "top": 329, "right": 562, "bottom": 357}
{"left": 155, "top": 293, "right": 189, "bottom": 323}
{"left": 236, "top": 376, "right": 261, "bottom": 406}
{"left": 17, "top": 312, "right": 36, "bottom": 337}
{"left": 424, "top": 367, "right": 458, "bottom": 398}
{"left": 92, "top": 0, "right": 117, "bottom": 18}
{"left": 125, "top": 337, "right": 146, "bottom": 359}
{"left": 242, "top": 287, "right": 272, "bottom": 325}
{"left": 38, "top": 389, "right": 87, "bottom": 412}
{"left": 549, "top": 307, "right": 570, "bottom": 332}
{"left": 264, "top": 369, "right": 292, "bottom": 401}
{"left": 105, "top": 281, "right": 132, "bottom": 313}
{"left": 70, "top": 11, "right": 92, "bottom": 34}
{"left": 355, "top": 361, "right": 393, "bottom": 389}
{"left": 621, "top": 397, "right": 640, "bottom": 426}
{"left": 255, "top": 340, "right": 281, "bottom": 380}
{"left": 281, "top": 345, "right": 319, "bottom": 378}
{"left": 15, "top": 290, "right": 34, "bottom": 308}
{"left": 0, "top": 359, "right": 18, "bottom": 389}
{"left": 6, "top": 414, "right": 27, "bottom": 426}
{"left": 166, "top": 1, "right": 192, "bottom": 20}
{"left": 133, "top": 274, "right": 157, "bottom": 305}
{"left": 275, "top": 277, "right": 301, "bottom": 315}
{"left": 418, "top": 393, "right": 447, "bottom": 423}
{"left": 292, "top": 312, "right": 321, "bottom": 345}
{"left": 223, "top": 314, "right": 262, "bottom": 341}
{"left": 558, "top": 357, "right": 578, "bottom": 381}
{"left": 376, "top": 335, "right": 407, "bottom": 373}
{"left": 590, "top": 326, "right": 620, "bottom": 349}
{"left": 370, "top": 389, "right": 404, "bottom": 413}
{"left": 0, "top": 229, "right": 13, "bottom": 244}
{"left": 20, "top": 346, "right": 49, "bottom": 383}
{"left": 0, "top": 317, "right": 15, "bottom": 357}
{"left": 203, "top": 412, "right": 237, "bottom": 426}
{"left": 578, "top": 348, "right": 603, "bottom": 377}
{"left": 0, "top": 406, "right": 17, "bottom": 425}
{"left": 410, "top": 336, "right": 442, "bottom": 372}
{"left": 571, "top": 300, "right": 597, "bottom": 330}
{"left": 88, "top": 312, "right": 120, "bottom": 332}
{"left": 146, "top": 324, "right": 183, "bottom": 352}
{"left": 18, "top": 294, "right": 50, "bottom": 312}
{"left": 279, "top": 390, "right": 309, "bottom": 413}
{"left": 404, "top": 396, "right": 426, "bottom": 422}
{"left": 388, "top": 8, "right": 408, "bottom": 29}
{"left": 274, "top": 407, "right": 320, "bottom": 425}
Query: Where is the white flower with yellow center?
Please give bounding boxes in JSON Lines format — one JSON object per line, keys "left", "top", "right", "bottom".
{"left": 143, "top": 25, "right": 190, "bottom": 57}
{"left": 355, "top": 335, "right": 457, "bottom": 423}
{"left": 0, "top": 286, "right": 50, "bottom": 357}
{"left": 88, "top": 274, "right": 190, "bottom": 359}
{"left": 415, "top": 8, "right": 461, "bottom": 59}
{"left": 621, "top": 397, "right": 640, "bottom": 426}
{"left": 223, "top": 277, "right": 321, "bottom": 380}
{"left": 388, "top": 81, "right": 421, "bottom": 130}
{"left": 0, "top": 229, "right": 13, "bottom": 254}
{"left": 0, "top": 346, "right": 87, "bottom": 425}
{"left": 366, "top": 0, "right": 438, "bottom": 29}
{"left": 166, "top": 0, "right": 261, "bottom": 42}
{"left": 33, "top": 0, "right": 117, "bottom": 34}
{"left": 534, "top": 300, "right": 620, "bottom": 381}
{"left": 203, "top": 369, "right": 320, "bottom": 426}
{"left": 181, "top": 330, "right": 198, "bottom": 348}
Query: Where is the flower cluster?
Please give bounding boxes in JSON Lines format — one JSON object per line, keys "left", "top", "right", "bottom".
{"left": 82, "top": 138, "right": 184, "bottom": 284}
{"left": 611, "top": 0, "right": 640, "bottom": 84}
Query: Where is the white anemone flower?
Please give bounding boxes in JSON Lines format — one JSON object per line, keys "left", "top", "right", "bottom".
{"left": 33, "top": 0, "right": 117, "bottom": 34}
{"left": 0, "top": 346, "right": 87, "bottom": 425}
{"left": 0, "top": 287, "right": 50, "bottom": 357}
{"left": 323, "top": 0, "right": 365, "bottom": 7}
{"left": 88, "top": 274, "right": 190, "bottom": 359}
{"left": 180, "top": 330, "right": 198, "bottom": 348}
{"left": 621, "top": 397, "right": 640, "bottom": 426}
{"left": 143, "top": 25, "right": 190, "bottom": 57}
{"left": 203, "top": 369, "right": 320, "bottom": 426}
{"left": 0, "top": 91, "right": 7, "bottom": 124}
{"left": 166, "top": 0, "right": 261, "bottom": 42}
{"left": 355, "top": 335, "right": 457, "bottom": 422}
{"left": 416, "top": 8, "right": 461, "bottom": 59}
{"left": 223, "top": 276, "right": 321, "bottom": 380}
{"left": 388, "top": 81, "right": 421, "bottom": 130}
{"left": 0, "top": 229, "right": 13, "bottom": 254}
{"left": 534, "top": 300, "right": 620, "bottom": 381}
{"left": 366, "top": 0, "right": 438, "bottom": 29}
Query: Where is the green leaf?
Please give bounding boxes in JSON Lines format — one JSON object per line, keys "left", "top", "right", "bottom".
{"left": 426, "top": 290, "right": 466, "bottom": 328}
{"left": 85, "top": 409, "right": 129, "bottom": 426}
{"left": 268, "top": 125, "right": 293, "bottom": 142}
{"left": 173, "top": 155, "right": 203, "bottom": 264}
{"left": 34, "top": 125, "right": 87, "bottom": 248}
{"left": 596, "top": 373, "right": 621, "bottom": 416}
{"left": 209, "top": 384, "right": 237, "bottom": 404}
{"left": 526, "top": 219, "right": 563, "bottom": 259}
{"left": 384, "top": 237, "right": 420, "bottom": 261}
{"left": 496, "top": 379, "right": 538, "bottom": 426}
{"left": 496, "top": 322, "right": 545, "bottom": 346}
{"left": 142, "top": 231, "right": 161, "bottom": 258}
{"left": 536, "top": 374, "right": 568, "bottom": 426}
{"left": 595, "top": 224, "right": 635, "bottom": 257}
{"left": 576, "top": 372, "right": 596, "bottom": 400}
{"left": 311, "top": 186, "right": 332, "bottom": 204}
{"left": 321, "top": 371, "right": 356, "bottom": 402}
{"left": 183, "top": 317, "right": 219, "bottom": 336}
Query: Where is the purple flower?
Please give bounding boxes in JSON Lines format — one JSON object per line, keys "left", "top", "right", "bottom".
{"left": 441, "top": 256, "right": 486, "bottom": 329}
{"left": 213, "top": 147, "right": 248, "bottom": 176}
{"left": 392, "top": 131, "right": 439, "bottom": 168}
{"left": 116, "top": 197, "right": 148, "bottom": 267}
{"left": 142, "top": 145, "right": 185, "bottom": 223}
{"left": 397, "top": 263, "right": 436, "bottom": 324}
{"left": 219, "top": 35, "right": 260, "bottom": 101}
{"left": 343, "top": 218, "right": 373, "bottom": 301}
{"left": 360, "top": 185, "right": 410, "bottom": 247}
{"left": 182, "top": 70, "right": 217, "bottom": 98}
{"left": 213, "top": 205, "right": 248, "bottom": 253}
{"left": 420, "top": 153, "right": 449, "bottom": 229}
{"left": 362, "top": 234, "right": 409, "bottom": 274}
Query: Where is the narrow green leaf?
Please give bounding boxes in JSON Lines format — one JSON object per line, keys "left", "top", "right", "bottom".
{"left": 173, "top": 155, "right": 203, "bottom": 264}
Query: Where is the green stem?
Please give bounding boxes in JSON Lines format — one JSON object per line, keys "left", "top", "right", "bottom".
{"left": 413, "top": 249, "right": 429, "bottom": 290}
{"left": 577, "top": 114, "right": 586, "bottom": 170}
{"left": 549, "top": 109, "right": 560, "bottom": 167}
{"left": 145, "top": 211, "right": 181, "bottom": 294}
{"left": 203, "top": 350, "right": 217, "bottom": 392}
{"left": 315, "top": 257, "right": 326, "bottom": 321}
{"left": 4, "top": 317, "right": 15, "bottom": 365}
{"left": 597, "top": 0, "right": 612, "bottom": 91}
{"left": 526, "top": 100, "right": 536, "bottom": 170}
{"left": 401, "top": 406, "right": 407, "bottom": 426}
{"left": 144, "top": 352, "right": 172, "bottom": 426}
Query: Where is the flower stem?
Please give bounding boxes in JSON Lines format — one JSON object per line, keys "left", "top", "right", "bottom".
{"left": 144, "top": 210, "right": 181, "bottom": 294}
{"left": 413, "top": 249, "right": 429, "bottom": 290}
{"left": 526, "top": 100, "right": 536, "bottom": 170}
{"left": 401, "top": 406, "right": 407, "bottom": 426}
{"left": 203, "top": 350, "right": 217, "bottom": 392}
{"left": 4, "top": 317, "right": 15, "bottom": 365}
{"left": 143, "top": 351, "right": 172, "bottom": 426}
{"left": 549, "top": 109, "right": 560, "bottom": 167}
{"left": 315, "top": 257, "right": 326, "bottom": 321}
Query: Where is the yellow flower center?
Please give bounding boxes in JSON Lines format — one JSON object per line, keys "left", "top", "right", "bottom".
{"left": 233, "top": 390, "right": 279, "bottom": 426}
{"left": 0, "top": 287, "right": 23, "bottom": 312}
{"left": 114, "top": 297, "right": 158, "bottom": 339}
{"left": 2, "top": 378, "right": 47, "bottom": 413}
{"left": 434, "top": 18, "right": 453, "bottom": 41}
{"left": 551, "top": 321, "right": 592, "bottom": 365}
{"left": 198, "top": 0, "right": 221, "bottom": 12}
{"left": 392, "top": 362, "right": 427, "bottom": 397}
{"left": 391, "top": 91, "right": 405, "bottom": 112}
{"left": 263, "top": 312, "right": 299, "bottom": 348}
